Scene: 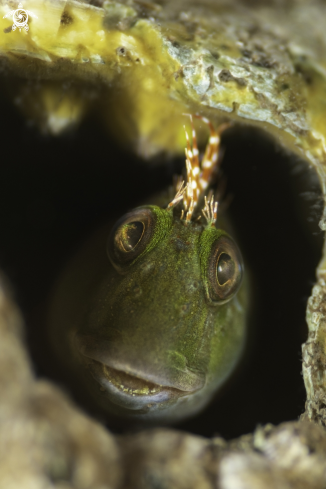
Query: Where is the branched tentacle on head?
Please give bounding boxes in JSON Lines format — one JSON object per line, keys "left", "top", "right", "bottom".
{"left": 168, "top": 114, "right": 230, "bottom": 227}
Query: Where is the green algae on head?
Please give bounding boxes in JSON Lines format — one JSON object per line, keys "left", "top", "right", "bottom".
{"left": 49, "top": 117, "right": 247, "bottom": 423}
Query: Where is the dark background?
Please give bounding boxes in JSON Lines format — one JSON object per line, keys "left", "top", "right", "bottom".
{"left": 0, "top": 92, "right": 323, "bottom": 440}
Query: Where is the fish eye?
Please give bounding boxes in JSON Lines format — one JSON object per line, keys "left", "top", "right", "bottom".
{"left": 208, "top": 235, "right": 243, "bottom": 303}
{"left": 115, "top": 221, "right": 145, "bottom": 252}
{"left": 107, "top": 207, "right": 156, "bottom": 272}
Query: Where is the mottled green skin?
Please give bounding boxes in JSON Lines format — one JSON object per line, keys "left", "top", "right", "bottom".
{"left": 49, "top": 203, "right": 247, "bottom": 424}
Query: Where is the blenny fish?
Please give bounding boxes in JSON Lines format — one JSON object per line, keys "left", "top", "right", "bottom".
{"left": 49, "top": 116, "right": 248, "bottom": 424}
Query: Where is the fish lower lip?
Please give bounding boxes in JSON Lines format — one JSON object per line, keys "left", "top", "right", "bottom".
{"left": 102, "top": 364, "right": 166, "bottom": 396}
{"left": 87, "top": 358, "right": 185, "bottom": 401}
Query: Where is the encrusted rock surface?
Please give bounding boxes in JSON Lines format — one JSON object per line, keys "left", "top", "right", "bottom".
{"left": 0, "top": 276, "right": 121, "bottom": 489}
{"left": 1, "top": 0, "right": 326, "bottom": 164}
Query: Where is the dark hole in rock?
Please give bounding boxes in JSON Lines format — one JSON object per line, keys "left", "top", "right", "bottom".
{"left": 0, "top": 94, "right": 323, "bottom": 440}
{"left": 179, "top": 127, "right": 323, "bottom": 438}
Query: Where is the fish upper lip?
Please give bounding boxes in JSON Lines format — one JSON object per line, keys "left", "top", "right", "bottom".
{"left": 91, "top": 358, "right": 184, "bottom": 397}
{"left": 74, "top": 333, "right": 205, "bottom": 395}
{"left": 84, "top": 358, "right": 185, "bottom": 410}
{"left": 102, "top": 363, "right": 173, "bottom": 396}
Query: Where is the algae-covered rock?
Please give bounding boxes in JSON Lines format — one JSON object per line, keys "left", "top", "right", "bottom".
{"left": 1, "top": 0, "right": 326, "bottom": 487}
{"left": 1, "top": 0, "right": 326, "bottom": 163}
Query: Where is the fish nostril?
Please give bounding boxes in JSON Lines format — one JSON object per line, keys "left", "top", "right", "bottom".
{"left": 179, "top": 303, "right": 190, "bottom": 316}
{"left": 132, "top": 284, "right": 142, "bottom": 298}
{"left": 186, "top": 280, "right": 202, "bottom": 294}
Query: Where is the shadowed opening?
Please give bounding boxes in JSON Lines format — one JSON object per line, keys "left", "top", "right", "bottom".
{"left": 0, "top": 93, "right": 323, "bottom": 439}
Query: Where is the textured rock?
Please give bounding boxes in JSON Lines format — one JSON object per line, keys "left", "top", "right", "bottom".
{"left": 1, "top": 0, "right": 326, "bottom": 163}
{"left": 0, "top": 276, "right": 121, "bottom": 489}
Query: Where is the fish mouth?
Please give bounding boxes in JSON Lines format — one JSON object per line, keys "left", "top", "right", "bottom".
{"left": 84, "top": 357, "right": 187, "bottom": 411}
{"left": 74, "top": 333, "right": 203, "bottom": 411}
{"left": 102, "top": 363, "right": 166, "bottom": 396}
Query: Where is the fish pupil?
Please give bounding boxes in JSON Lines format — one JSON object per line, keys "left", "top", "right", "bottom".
{"left": 217, "top": 253, "right": 234, "bottom": 286}
{"left": 118, "top": 221, "right": 144, "bottom": 252}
